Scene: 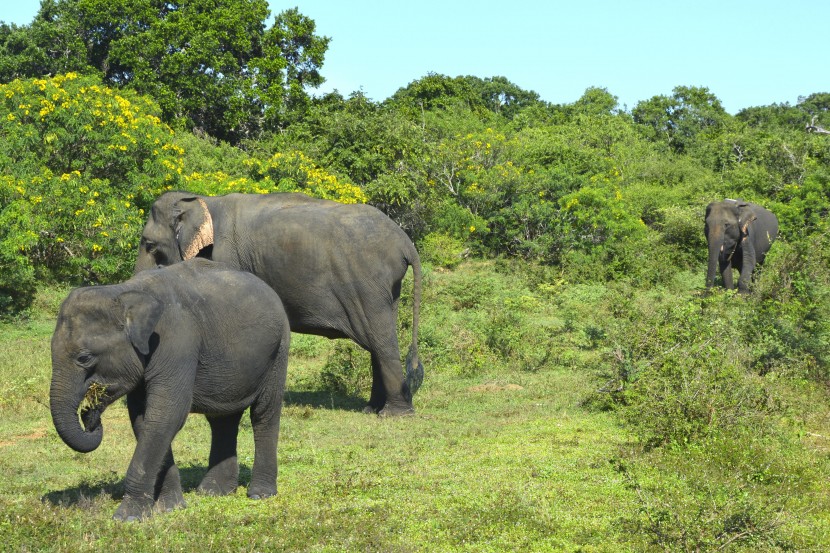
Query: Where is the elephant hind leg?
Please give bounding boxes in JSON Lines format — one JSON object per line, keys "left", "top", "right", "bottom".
{"left": 247, "top": 404, "right": 281, "bottom": 499}
{"left": 198, "top": 412, "right": 243, "bottom": 496}
{"left": 247, "top": 349, "right": 287, "bottom": 500}
{"left": 364, "top": 353, "right": 387, "bottom": 414}
{"left": 371, "top": 349, "right": 415, "bottom": 417}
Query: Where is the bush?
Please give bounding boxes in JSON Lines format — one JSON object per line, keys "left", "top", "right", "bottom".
{"left": 602, "top": 292, "right": 774, "bottom": 447}
{"left": 319, "top": 341, "right": 371, "bottom": 397}
{"left": 0, "top": 249, "right": 36, "bottom": 317}
{"left": 0, "top": 74, "right": 185, "bottom": 294}
{"left": 419, "top": 232, "right": 467, "bottom": 269}
{"left": 0, "top": 74, "right": 369, "bottom": 314}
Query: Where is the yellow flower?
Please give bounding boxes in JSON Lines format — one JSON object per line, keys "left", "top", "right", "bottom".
{"left": 470, "top": 226, "right": 476, "bottom": 233}
{"left": 92, "top": 244, "right": 102, "bottom": 252}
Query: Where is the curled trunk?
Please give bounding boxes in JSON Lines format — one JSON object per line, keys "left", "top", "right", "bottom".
{"left": 50, "top": 376, "right": 103, "bottom": 453}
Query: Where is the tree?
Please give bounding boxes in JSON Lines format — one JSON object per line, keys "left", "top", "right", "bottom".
{"left": 569, "top": 86, "right": 620, "bottom": 117}
{"left": 387, "top": 73, "right": 487, "bottom": 114}
{"left": 632, "top": 86, "right": 729, "bottom": 154}
{"left": 0, "top": 0, "right": 329, "bottom": 143}
{"left": 460, "top": 75, "right": 542, "bottom": 119}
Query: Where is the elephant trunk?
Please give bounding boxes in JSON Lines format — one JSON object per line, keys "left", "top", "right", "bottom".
{"left": 50, "top": 373, "right": 103, "bottom": 453}
{"left": 706, "top": 234, "right": 722, "bottom": 288}
{"left": 134, "top": 252, "right": 157, "bottom": 274}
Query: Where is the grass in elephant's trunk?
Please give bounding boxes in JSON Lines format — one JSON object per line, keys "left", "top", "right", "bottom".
{"left": 79, "top": 382, "right": 107, "bottom": 432}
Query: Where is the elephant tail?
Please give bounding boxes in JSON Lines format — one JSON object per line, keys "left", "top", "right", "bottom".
{"left": 405, "top": 244, "right": 424, "bottom": 396}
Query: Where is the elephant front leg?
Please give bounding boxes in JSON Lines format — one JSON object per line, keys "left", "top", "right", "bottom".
{"left": 116, "top": 391, "right": 187, "bottom": 521}
{"left": 719, "top": 258, "right": 734, "bottom": 290}
{"left": 738, "top": 252, "right": 756, "bottom": 294}
{"left": 154, "top": 448, "right": 185, "bottom": 512}
{"left": 116, "top": 428, "right": 183, "bottom": 521}
{"left": 127, "top": 390, "right": 186, "bottom": 513}
{"left": 198, "top": 412, "right": 243, "bottom": 496}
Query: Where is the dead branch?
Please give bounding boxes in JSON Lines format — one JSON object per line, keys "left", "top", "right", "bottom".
{"left": 806, "top": 115, "right": 830, "bottom": 135}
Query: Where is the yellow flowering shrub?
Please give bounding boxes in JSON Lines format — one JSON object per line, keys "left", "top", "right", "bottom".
{"left": 0, "top": 74, "right": 184, "bottom": 304}
{"left": 181, "top": 150, "right": 366, "bottom": 204}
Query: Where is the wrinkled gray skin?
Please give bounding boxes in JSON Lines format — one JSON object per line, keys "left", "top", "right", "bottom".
{"left": 705, "top": 199, "right": 778, "bottom": 293}
{"left": 135, "top": 192, "right": 423, "bottom": 416}
{"left": 50, "top": 259, "right": 290, "bottom": 521}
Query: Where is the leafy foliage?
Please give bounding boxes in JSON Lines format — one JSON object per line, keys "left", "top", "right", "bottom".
{"left": 0, "top": 0, "right": 330, "bottom": 143}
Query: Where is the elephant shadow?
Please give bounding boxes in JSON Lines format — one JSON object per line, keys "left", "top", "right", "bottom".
{"left": 282, "top": 389, "right": 367, "bottom": 412}
{"left": 41, "top": 465, "right": 253, "bottom": 508}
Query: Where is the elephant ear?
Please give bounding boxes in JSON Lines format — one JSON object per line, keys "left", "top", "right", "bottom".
{"left": 736, "top": 202, "right": 757, "bottom": 236}
{"left": 173, "top": 196, "right": 214, "bottom": 260}
{"left": 117, "top": 291, "right": 164, "bottom": 356}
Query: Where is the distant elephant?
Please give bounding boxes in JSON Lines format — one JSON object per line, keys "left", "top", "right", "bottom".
{"left": 705, "top": 199, "right": 778, "bottom": 293}
{"left": 50, "top": 259, "right": 291, "bottom": 521}
{"left": 134, "top": 191, "right": 423, "bottom": 416}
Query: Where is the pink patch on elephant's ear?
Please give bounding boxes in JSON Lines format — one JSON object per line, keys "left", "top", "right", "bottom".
{"left": 183, "top": 199, "right": 214, "bottom": 260}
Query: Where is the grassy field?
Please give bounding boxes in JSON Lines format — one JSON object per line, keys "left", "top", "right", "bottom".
{"left": 1, "top": 261, "right": 829, "bottom": 552}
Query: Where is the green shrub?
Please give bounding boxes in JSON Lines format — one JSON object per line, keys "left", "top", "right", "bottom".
{"left": 419, "top": 232, "right": 467, "bottom": 269}
{"left": 744, "top": 236, "right": 830, "bottom": 383}
{"left": 616, "top": 426, "right": 823, "bottom": 551}
{"left": 319, "top": 341, "right": 371, "bottom": 396}
{"left": 602, "top": 293, "right": 774, "bottom": 447}
{"left": 0, "top": 249, "right": 36, "bottom": 317}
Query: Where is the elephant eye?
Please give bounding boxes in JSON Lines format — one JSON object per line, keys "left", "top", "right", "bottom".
{"left": 76, "top": 352, "right": 95, "bottom": 367}
{"left": 143, "top": 239, "right": 157, "bottom": 254}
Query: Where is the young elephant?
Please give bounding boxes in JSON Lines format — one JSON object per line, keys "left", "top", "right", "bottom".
{"left": 49, "top": 259, "right": 290, "bottom": 521}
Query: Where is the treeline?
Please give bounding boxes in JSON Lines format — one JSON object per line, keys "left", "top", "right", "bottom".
{"left": 1, "top": 0, "right": 829, "bottom": 310}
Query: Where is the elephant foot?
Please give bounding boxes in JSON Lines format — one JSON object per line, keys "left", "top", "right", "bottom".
{"left": 155, "top": 464, "right": 185, "bottom": 511}
{"left": 198, "top": 476, "right": 239, "bottom": 496}
{"left": 155, "top": 490, "right": 186, "bottom": 512}
{"left": 378, "top": 403, "right": 415, "bottom": 417}
{"left": 198, "top": 458, "right": 239, "bottom": 496}
{"left": 113, "top": 495, "right": 155, "bottom": 522}
{"left": 362, "top": 404, "right": 380, "bottom": 415}
{"left": 247, "top": 484, "right": 277, "bottom": 500}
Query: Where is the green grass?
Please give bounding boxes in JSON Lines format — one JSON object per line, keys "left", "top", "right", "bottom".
{"left": 1, "top": 262, "right": 829, "bottom": 551}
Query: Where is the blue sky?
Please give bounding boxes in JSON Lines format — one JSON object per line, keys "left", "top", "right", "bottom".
{"left": 3, "top": 1, "right": 827, "bottom": 113}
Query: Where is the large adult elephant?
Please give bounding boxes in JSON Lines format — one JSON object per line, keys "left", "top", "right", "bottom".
{"left": 50, "top": 259, "right": 291, "bottom": 521}
{"left": 135, "top": 191, "right": 423, "bottom": 416}
{"left": 705, "top": 199, "right": 778, "bottom": 293}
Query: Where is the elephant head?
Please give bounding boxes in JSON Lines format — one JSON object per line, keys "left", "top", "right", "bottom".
{"left": 135, "top": 192, "right": 213, "bottom": 273}
{"left": 704, "top": 200, "right": 755, "bottom": 289}
{"left": 50, "top": 288, "right": 163, "bottom": 453}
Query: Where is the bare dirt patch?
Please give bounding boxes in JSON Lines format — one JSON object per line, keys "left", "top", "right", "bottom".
{"left": 0, "top": 428, "right": 47, "bottom": 448}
